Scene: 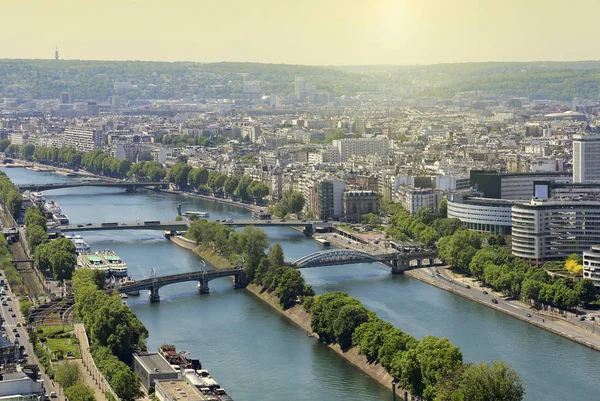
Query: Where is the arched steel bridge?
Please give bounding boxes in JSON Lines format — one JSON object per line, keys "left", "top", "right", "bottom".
{"left": 290, "top": 248, "right": 437, "bottom": 272}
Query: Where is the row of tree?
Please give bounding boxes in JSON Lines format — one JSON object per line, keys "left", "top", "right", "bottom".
{"left": 169, "top": 162, "right": 270, "bottom": 202}
{"left": 24, "top": 207, "right": 49, "bottom": 254}
{"left": 438, "top": 230, "right": 599, "bottom": 309}
{"left": 72, "top": 269, "right": 146, "bottom": 401}
{"left": 185, "top": 220, "right": 269, "bottom": 283}
{"left": 0, "top": 171, "right": 22, "bottom": 218}
{"left": 253, "top": 243, "right": 314, "bottom": 309}
{"left": 271, "top": 190, "right": 305, "bottom": 218}
{"left": 308, "top": 292, "right": 524, "bottom": 401}
{"left": 0, "top": 234, "right": 22, "bottom": 292}
{"left": 6, "top": 142, "right": 167, "bottom": 182}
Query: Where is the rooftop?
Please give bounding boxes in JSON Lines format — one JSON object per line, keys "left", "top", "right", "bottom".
{"left": 156, "top": 378, "right": 207, "bottom": 401}
{"left": 134, "top": 352, "right": 175, "bottom": 374}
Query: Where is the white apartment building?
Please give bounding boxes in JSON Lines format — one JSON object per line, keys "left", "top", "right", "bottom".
{"left": 435, "top": 175, "right": 470, "bottom": 191}
{"left": 447, "top": 195, "right": 514, "bottom": 235}
{"left": 394, "top": 186, "right": 436, "bottom": 215}
{"left": 63, "top": 127, "right": 100, "bottom": 152}
{"left": 573, "top": 134, "right": 600, "bottom": 183}
{"left": 0, "top": 370, "right": 45, "bottom": 401}
{"left": 330, "top": 138, "right": 389, "bottom": 163}
{"left": 512, "top": 198, "right": 600, "bottom": 262}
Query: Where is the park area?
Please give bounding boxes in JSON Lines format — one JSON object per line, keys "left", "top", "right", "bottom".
{"left": 35, "top": 324, "right": 81, "bottom": 359}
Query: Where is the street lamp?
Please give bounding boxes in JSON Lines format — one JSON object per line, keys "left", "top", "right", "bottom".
{"left": 392, "top": 381, "right": 396, "bottom": 401}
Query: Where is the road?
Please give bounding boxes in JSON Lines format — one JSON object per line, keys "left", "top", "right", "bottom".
{"left": 0, "top": 272, "right": 63, "bottom": 401}
{"left": 411, "top": 266, "right": 600, "bottom": 351}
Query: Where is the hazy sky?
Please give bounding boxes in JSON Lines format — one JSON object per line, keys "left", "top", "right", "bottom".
{"left": 2, "top": 0, "right": 599, "bottom": 65}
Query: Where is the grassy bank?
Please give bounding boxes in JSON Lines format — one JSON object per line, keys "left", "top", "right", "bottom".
{"left": 193, "top": 247, "right": 233, "bottom": 269}
{"left": 245, "top": 283, "right": 406, "bottom": 397}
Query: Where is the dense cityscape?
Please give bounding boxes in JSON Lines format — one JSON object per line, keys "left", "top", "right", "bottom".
{"left": 2, "top": 3, "right": 600, "bottom": 401}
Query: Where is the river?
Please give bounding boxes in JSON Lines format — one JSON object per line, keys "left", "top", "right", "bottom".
{"left": 6, "top": 167, "right": 600, "bottom": 401}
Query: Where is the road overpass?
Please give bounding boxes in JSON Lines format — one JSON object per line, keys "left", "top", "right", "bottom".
{"left": 17, "top": 181, "right": 168, "bottom": 192}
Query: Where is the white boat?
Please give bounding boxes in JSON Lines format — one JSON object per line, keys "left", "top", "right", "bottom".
{"left": 65, "top": 233, "right": 90, "bottom": 254}
{"left": 53, "top": 213, "right": 69, "bottom": 225}
{"left": 119, "top": 277, "right": 140, "bottom": 296}
{"left": 100, "top": 251, "right": 128, "bottom": 277}
{"left": 183, "top": 211, "right": 209, "bottom": 218}
{"left": 77, "top": 252, "right": 109, "bottom": 273}
{"left": 43, "top": 201, "right": 61, "bottom": 215}
{"left": 29, "top": 192, "right": 46, "bottom": 204}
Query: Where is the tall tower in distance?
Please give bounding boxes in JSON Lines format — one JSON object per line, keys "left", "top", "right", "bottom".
{"left": 55, "top": 46, "right": 59, "bottom": 61}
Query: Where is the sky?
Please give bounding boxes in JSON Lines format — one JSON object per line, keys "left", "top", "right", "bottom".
{"left": 2, "top": 0, "right": 600, "bottom": 65}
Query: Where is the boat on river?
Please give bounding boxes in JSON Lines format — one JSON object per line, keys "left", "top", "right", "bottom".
{"left": 184, "top": 211, "right": 209, "bottom": 218}
{"left": 77, "top": 252, "right": 109, "bottom": 273}
{"left": 29, "top": 192, "right": 46, "bottom": 204}
{"left": 100, "top": 251, "right": 128, "bottom": 277}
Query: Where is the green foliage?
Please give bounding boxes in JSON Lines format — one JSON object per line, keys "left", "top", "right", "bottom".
{"left": 55, "top": 362, "right": 81, "bottom": 389}
{"left": 247, "top": 181, "right": 269, "bottom": 203}
{"left": 72, "top": 270, "right": 148, "bottom": 363}
{"left": 434, "top": 361, "right": 524, "bottom": 401}
{"left": 19, "top": 296, "right": 31, "bottom": 318}
{"left": 168, "top": 162, "right": 193, "bottom": 189}
{"left": 234, "top": 176, "right": 254, "bottom": 201}
{"left": 0, "top": 171, "right": 23, "bottom": 218}
{"left": 25, "top": 207, "right": 47, "bottom": 230}
{"left": 35, "top": 238, "right": 77, "bottom": 280}
{"left": 223, "top": 176, "right": 239, "bottom": 197}
{"left": 91, "top": 346, "right": 141, "bottom": 401}
{"left": 437, "top": 231, "right": 482, "bottom": 273}
{"left": 207, "top": 171, "right": 227, "bottom": 192}
{"left": 26, "top": 225, "right": 48, "bottom": 254}
{"left": 64, "top": 383, "right": 95, "bottom": 401}
{"left": 361, "top": 213, "right": 381, "bottom": 227}
{"left": 0, "top": 139, "right": 10, "bottom": 152}
{"left": 272, "top": 190, "right": 305, "bottom": 217}
{"left": 438, "top": 198, "right": 448, "bottom": 218}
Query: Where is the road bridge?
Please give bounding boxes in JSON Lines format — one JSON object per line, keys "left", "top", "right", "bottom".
{"left": 290, "top": 248, "right": 438, "bottom": 273}
{"left": 116, "top": 268, "right": 245, "bottom": 302}
{"left": 17, "top": 181, "right": 168, "bottom": 192}
{"left": 58, "top": 219, "right": 330, "bottom": 233}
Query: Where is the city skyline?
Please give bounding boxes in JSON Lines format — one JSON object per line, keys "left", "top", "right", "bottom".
{"left": 3, "top": 0, "right": 600, "bottom": 65}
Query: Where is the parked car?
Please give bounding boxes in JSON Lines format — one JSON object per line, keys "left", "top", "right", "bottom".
{"left": 482, "top": 291, "right": 488, "bottom": 295}
{"left": 77, "top": 224, "right": 84, "bottom": 227}
{"left": 465, "top": 285, "right": 471, "bottom": 289}
{"left": 591, "top": 317, "right": 596, "bottom": 321}
{"left": 491, "top": 299, "right": 498, "bottom": 304}
{"left": 579, "top": 316, "right": 586, "bottom": 321}
{"left": 526, "top": 313, "right": 532, "bottom": 318}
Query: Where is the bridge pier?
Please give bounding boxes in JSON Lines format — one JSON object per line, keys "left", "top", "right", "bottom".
{"left": 390, "top": 258, "right": 410, "bottom": 274}
{"left": 198, "top": 279, "right": 210, "bottom": 294}
{"left": 233, "top": 271, "right": 246, "bottom": 288}
{"left": 149, "top": 286, "right": 160, "bottom": 302}
{"left": 302, "top": 225, "right": 314, "bottom": 236}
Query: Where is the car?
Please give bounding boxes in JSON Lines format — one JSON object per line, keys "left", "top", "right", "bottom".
{"left": 14, "top": 332, "right": 19, "bottom": 337}
{"left": 16, "top": 322, "right": 20, "bottom": 327}
{"left": 430, "top": 274, "right": 435, "bottom": 277}
{"left": 11, "top": 313, "right": 16, "bottom": 318}
{"left": 226, "top": 219, "right": 233, "bottom": 223}
{"left": 465, "top": 285, "right": 470, "bottom": 289}
{"left": 77, "top": 224, "right": 84, "bottom": 228}
{"left": 0, "top": 327, "right": 5, "bottom": 331}
{"left": 301, "top": 219, "right": 307, "bottom": 223}
{"left": 482, "top": 291, "right": 488, "bottom": 295}
{"left": 579, "top": 316, "right": 586, "bottom": 321}
{"left": 280, "top": 219, "right": 286, "bottom": 222}
{"left": 85, "top": 223, "right": 92, "bottom": 226}
{"left": 50, "top": 392, "right": 57, "bottom": 399}
{"left": 7, "top": 307, "right": 12, "bottom": 312}
{"left": 591, "top": 317, "right": 596, "bottom": 321}
{"left": 12, "top": 328, "right": 16, "bottom": 333}
{"left": 526, "top": 313, "right": 532, "bottom": 318}
{"left": 266, "top": 220, "right": 272, "bottom": 223}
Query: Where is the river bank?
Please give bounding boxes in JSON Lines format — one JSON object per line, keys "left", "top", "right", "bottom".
{"left": 405, "top": 268, "right": 600, "bottom": 353}
{"left": 168, "top": 234, "right": 233, "bottom": 269}
{"left": 245, "top": 283, "right": 408, "bottom": 398}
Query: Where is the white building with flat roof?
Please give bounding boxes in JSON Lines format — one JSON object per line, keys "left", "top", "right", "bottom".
{"left": 583, "top": 245, "right": 600, "bottom": 292}
{"left": 573, "top": 134, "right": 600, "bottom": 183}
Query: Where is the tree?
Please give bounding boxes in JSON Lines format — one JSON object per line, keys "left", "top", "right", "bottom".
{"left": 22, "top": 144, "right": 35, "bottom": 160}
{"left": 237, "top": 226, "right": 269, "bottom": 281}
{"left": 438, "top": 198, "right": 448, "bottom": 218}
{"left": 223, "top": 176, "right": 239, "bottom": 197}
{"left": 287, "top": 191, "right": 305, "bottom": 214}
{"left": 168, "top": 162, "right": 192, "bottom": 189}
{"left": 234, "top": 177, "right": 253, "bottom": 201}
{"left": 50, "top": 250, "right": 77, "bottom": 281}
{"left": 435, "top": 361, "right": 524, "bottom": 401}
{"left": 575, "top": 279, "right": 598, "bottom": 307}
{"left": 64, "top": 383, "right": 95, "bottom": 401}
{"left": 332, "top": 303, "right": 370, "bottom": 350}
{"left": 362, "top": 213, "right": 381, "bottom": 226}
{"left": 247, "top": 181, "right": 269, "bottom": 203}
{"left": 416, "top": 336, "right": 463, "bottom": 400}
{"left": 268, "top": 243, "right": 285, "bottom": 268}
{"left": 24, "top": 207, "right": 47, "bottom": 230}
{"left": 0, "top": 139, "right": 10, "bottom": 152}
{"left": 26, "top": 225, "right": 48, "bottom": 253}
{"left": 276, "top": 269, "right": 305, "bottom": 309}
{"left": 55, "top": 361, "right": 81, "bottom": 389}
{"left": 416, "top": 206, "right": 436, "bottom": 225}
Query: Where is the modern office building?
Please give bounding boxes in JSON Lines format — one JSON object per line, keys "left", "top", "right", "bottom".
{"left": 573, "top": 134, "right": 600, "bottom": 183}
{"left": 512, "top": 198, "right": 600, "bottom": 262}
{"left": 342, "top": 190, "right": 379, "bottom": 223}
{"left": 316, "top": 180, "right": 346, "bottom": 219}
{"left": 133, "top": 352, "right": 179, "bottom": 390}
{"left": 583, "top": 246, "right": 600, "bottom": 292}
{"left": 0, "top": 368, "right": 45, "bottom": 401}
{"left": 447, "top": 195, "right": 514, "bottom": 234}
{"left": 469, "top": 170, "right": 572, "bottom": 200}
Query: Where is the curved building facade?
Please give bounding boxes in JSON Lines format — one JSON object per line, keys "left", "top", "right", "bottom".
{"left": 583, "top": 246, "right": 600, "bottom": 292}
{"left": 447, "top": 196, "right": 513, "bottom": 234}
{"left": 512, "top": 199, "right": 600, "bottom": 262}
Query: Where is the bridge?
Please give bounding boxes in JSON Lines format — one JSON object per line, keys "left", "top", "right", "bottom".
{"left": 17, "top": 181, "right": 168, "bottom": 192}
{"left": 58, "top": 219, "right": 330, "bottom": 233}
{"left": 58, "top": 220, "right": 188, "bottom": 232}
{"left": 116, "top": 268, "right": 245, "bottom": 302}
{"left": 290, "top": 249, "right": 438, "bottom": 273}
